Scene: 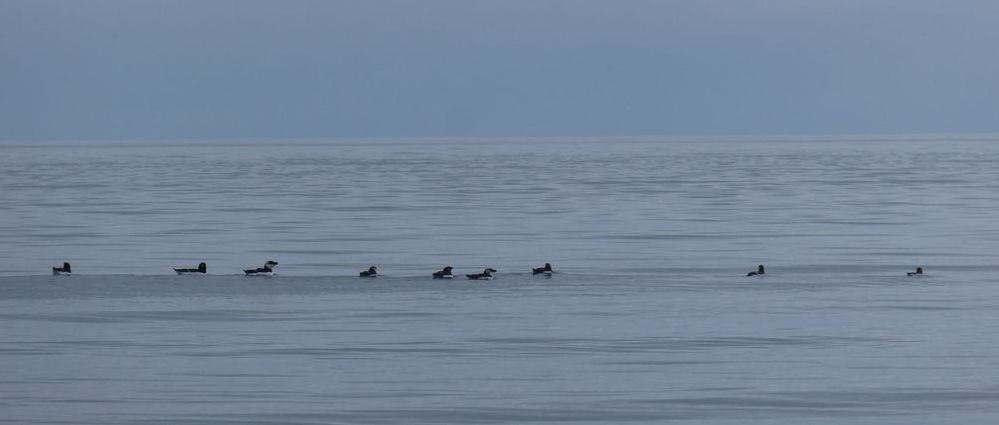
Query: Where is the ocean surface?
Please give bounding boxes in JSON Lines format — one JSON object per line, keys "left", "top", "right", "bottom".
{"left": 2, "top": 137, "right": 999, "bottom": 424}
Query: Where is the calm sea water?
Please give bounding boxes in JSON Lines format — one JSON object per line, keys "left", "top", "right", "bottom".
{"left": 2, "top": 137, "right": 999, "bottom": 424}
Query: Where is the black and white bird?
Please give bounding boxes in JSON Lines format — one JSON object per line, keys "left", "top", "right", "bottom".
{"left": 466, "top": 268, "right": 497, "bottom": 280}
{"left": 907, "top": 267, "right": 924, "bottom": 277}
{"left": 532, "top": 263, "right": 553, "bottom": 276}
{"left": 52, "top": 262, "right": 72, "bottom": 276}
{"left": 244, "top": 261, "right": 278, "bottom": 276}
{"left": 432, "top": 266, "right": 454, "bottom": 279}
{"left": 174, "top": 262, "right": 207, "bottom": 275}
{"left": 359, "top": 266, "right": 378, "bottom": 278}
{"left": 747, "top": 264, "right": 765, "bottom": 277}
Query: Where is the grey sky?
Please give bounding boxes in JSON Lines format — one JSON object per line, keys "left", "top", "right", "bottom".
{"left": 2, "top": 0, "right": 998, "bottom": 140}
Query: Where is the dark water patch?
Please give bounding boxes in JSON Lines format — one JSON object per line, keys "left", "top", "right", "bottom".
{"left": 47, "top": 398, "right": 119, "bottom": 404}
{"left": 0, "top": 348, "right": 61, "bottom": 356}
{"left": 186, "top": 346, "right": 476, "bottom": 358}
{"left": 210, "top": 207, "right": 279, "bottom": 213}
{"left": 290, "top": 328, "right": 390, "bottom": 335}
{"left": 825, "top": 251, "right": 988, "bottom": 258}
{"left": 143, "top": 407, "right": 686, "bottom": 425}
{"left": 468, "top": 336, "right": 891, "bottom": 355}
{"left": 0, "top": 313, "right": 125, "bottom": 324}
{"left": 848, "top": 364, "right": 976, "bottom": 371}
{"left": 141, "top": 228, "right": 228, "bottom": 237}
{"left": 604, "top": 233, "right": 728, "bottom": 241}
{"left": 179, "top": 372, "right": 301, "bottom": 378}
{"left": 523, "top": 208, "right": 576, "bottom": 215}
{"left": 69, "top": 208, "right": 165, "bottom": 216}
{"left": 640, "top": 395, "right": 873, "bottom": 410}
{"left": 767, "top": 388, "right": 999, "bottom": 405}
{"left": 562, "top": 310, "right": 629, "bottom": 317}
{"left": 343, "top": 311, "right": 447, "bottom": 319}
{"left": 265, "top": 249, "right": 387, "bottom": 255}
{"left": 810, "top": 220, "right": 910, "bottom": 226}
{"left": 321, "top": 205, "right": 437, "bottom": 212}
{"left": 15, "top": 339, "right": 205, "bottom": 351}
{"left": 0, "top": 309, "right": 302, "bottom": 323}
{"left": 0, "top": 230, "right": 107, "bottom": 239}
{"left": 875, "top": 304, "right": 970, "bottom": 311}
{"left": 601, "top": 359, "right": 727, "bottom": 366}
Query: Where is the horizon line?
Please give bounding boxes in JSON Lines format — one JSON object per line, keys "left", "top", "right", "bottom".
{"left": 3, "top": 132, "right": 999, "bottom": 145}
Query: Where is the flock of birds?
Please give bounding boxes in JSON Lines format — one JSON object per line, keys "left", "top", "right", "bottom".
{"left": 48, "top": 262, "right": 926, "bottom": 278}
{"left": 49, "top": 261, "right": 555, "bottom": 280}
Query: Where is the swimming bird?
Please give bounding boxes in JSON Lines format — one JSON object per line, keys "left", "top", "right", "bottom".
{"left": 244, "top": 261, "right": 278, "bottom": 276}
{"left": 52, "top": 262, "right": 72, "bottom": 276}
{"left": 174, "top": 262, "right": 207, "bottom": 275}
{"left": 467, "top": 268, "right": 497, "bottom": 280}
{"left": 907, "top": 267, "right": 923, "bottom": 277}
{"left": 532, "top": 263, "right": 553, "bottom": 275}
{"left": 432, "top": 266, "right": 454, "bottom": 279}
{"left": 359, "top": 266, "right": 377, "bottom": 278}
{"left": 747, "top": 264, "right": 765, "bottom": 277}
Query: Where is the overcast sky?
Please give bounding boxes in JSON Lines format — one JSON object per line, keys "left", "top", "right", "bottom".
{"left": 2, "top": 0, "right": 999, "bottom": 140}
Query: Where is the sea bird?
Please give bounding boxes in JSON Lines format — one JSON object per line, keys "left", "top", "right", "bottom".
{"left": 432, "top": 266, "right": 454, "bottom": 279}
{"left": 244, "top": 261, "right": 279, "bottom": 276}
{"left": 466, "top": 268, "right": 497, "bottom": 280}
{"left": 532, "top": 263, "right": 553, "bottom": 275}
{"left": 747, "top": 265, "right": 765, "bottom": 277}
{"left": 174, "top": 262, "right": 207, "bottom": 275}
{"left": 52, "top": 262, "right": 72, "bottom": 276}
